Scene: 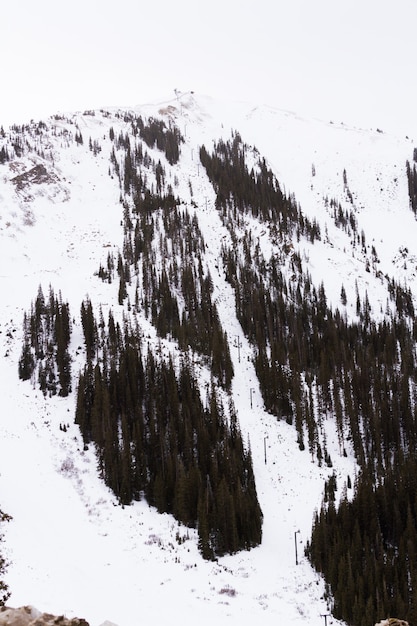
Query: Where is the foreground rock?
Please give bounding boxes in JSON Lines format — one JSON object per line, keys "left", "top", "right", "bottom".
{"left": 0, "top": 606, "right": 89, "bottom": 626}
{"left": 375, "top": 620, "right": 409, "bottom": 626}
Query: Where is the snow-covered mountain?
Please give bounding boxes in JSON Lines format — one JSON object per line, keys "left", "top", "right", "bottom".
{"left": 0, "top": 92, "right": 416, "bottom": 626}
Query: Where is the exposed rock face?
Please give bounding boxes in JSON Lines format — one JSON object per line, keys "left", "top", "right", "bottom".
{"left": 0, "top": 606, "right": 89, "bottom": 626}
{"left": 11, "top": 165, "right": 60, "bottom": 191}
{"left": 9, "top": 162, "right": 69, "bottom": 205}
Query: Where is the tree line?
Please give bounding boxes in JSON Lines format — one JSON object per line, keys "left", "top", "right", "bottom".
{"left": 106, "top": 124, "right": 234, "bottom": 389}
{"left": 75, "top": 302, "right": 262, "bottom": 558}
{"left": 18, "top": 285, "right": 72, "bottom": 397}
{"left": 308, "top": 456, "right": 417, "bottom": 626}
{"left": 199, "top": 133, "right": 321, "bottom": 243}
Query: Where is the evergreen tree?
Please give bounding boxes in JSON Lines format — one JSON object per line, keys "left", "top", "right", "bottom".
{"left": 18, "top": 338, "right": 35, "bottom": 381}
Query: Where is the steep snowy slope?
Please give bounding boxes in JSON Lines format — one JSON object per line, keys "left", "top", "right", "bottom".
{"left": 170, "top": 94, "right": 416, "bottom": 319}
{"left": 0, "top": 92, "right": 416, "bottom": 626}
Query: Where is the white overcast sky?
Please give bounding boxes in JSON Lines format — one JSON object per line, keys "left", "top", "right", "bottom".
{"left": 2, "top": 0, "right": 417, "bottom": 135}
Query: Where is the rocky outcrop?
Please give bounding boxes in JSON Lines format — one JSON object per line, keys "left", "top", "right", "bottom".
{"left": 0, "top": 606, "right": 89, "bottom": 626}
{"left": 11, "top": 164, "right": 59, "bottom": 191}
